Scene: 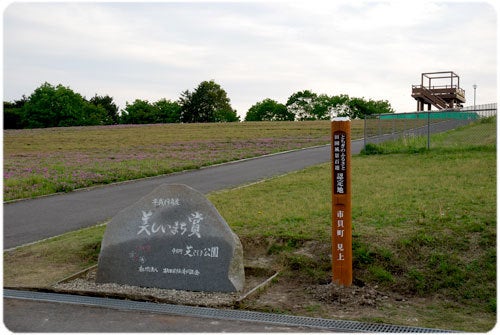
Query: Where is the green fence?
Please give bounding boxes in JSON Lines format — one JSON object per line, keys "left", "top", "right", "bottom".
{"left": 379, "top": 111, "right": 479, "bottom": 120}
{"left": 363, "top": 103, "right": 496, "bottom": 150}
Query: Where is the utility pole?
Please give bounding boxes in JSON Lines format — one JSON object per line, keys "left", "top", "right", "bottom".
{"left": 473, "top": 84, "right": 477, "bottom": 110}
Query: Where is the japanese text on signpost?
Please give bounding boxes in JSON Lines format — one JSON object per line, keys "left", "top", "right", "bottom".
{"left": 331, "top": 119, "right": 352, "bottom": 287}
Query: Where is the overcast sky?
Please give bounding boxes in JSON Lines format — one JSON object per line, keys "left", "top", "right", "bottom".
{"left": 2, "top": 1, "right": 497, "bottom": 118}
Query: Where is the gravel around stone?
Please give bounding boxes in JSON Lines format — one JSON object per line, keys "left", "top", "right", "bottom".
{"left": 53, "top": 266, "right": 274, "bottom": 307}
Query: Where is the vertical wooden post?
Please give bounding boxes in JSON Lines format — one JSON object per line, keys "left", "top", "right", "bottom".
{"left": 331, "top": 118, "right": 352, "bottom": 287}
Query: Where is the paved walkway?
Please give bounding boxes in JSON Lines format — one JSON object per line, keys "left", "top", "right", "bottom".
{"left": 4, "top": 298, "right": 327, "bottom": 333}
{"left": 3, "top": 142, "right": 362, "bottom": 249}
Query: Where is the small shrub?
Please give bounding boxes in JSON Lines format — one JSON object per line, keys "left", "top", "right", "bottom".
{"left": 360, "top": 143, "right": 385, "bottom": 155}
{"left": 488, "top": 299, "right": 496, "bottom": 313}
{"left": 283, "top": 253, "right": 330, "bottom": 283}
{"left": 369, "top": 265, "right": 394, "bottom": 283}
{"left": 407, "top": 268, "right": 426, "bottom": 295}
{"left": 267, "top": 238, "right": 302, "bottom": 255}
{"left": 353, "top": 240, "right": 375, "bottom": 265}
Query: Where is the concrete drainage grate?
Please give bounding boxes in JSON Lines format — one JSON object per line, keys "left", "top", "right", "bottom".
{"left": 4, "top": 289, "right": 456, "bottom": 333}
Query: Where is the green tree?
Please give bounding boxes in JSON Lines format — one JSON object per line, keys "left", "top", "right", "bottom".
{"left": 154, "top": 99, "right": 181, "bottom": 123}
{"left": 286, "top": 90, "right": 318, "bottom": 120}
{"left": 282, "top": 90, "right": 395, "bottom": 120}
{"left": 120, "top": 99, "right": 157, "bottom": 124}
{"left": 89, "top": 95, "right": 119, "bottom": 124}
{"left": 286, "top": 91, "right": 358, "bottom": 120}
{"left": 81, "top": 103, "right": 109, "bottom": 126}
{"left": 245, "top": 98, "right": 292, "bottom": 121}
{"left": 321, "top": 94, "right": 351, "bottom": 119}
{"left": 22, "top": 82, "right": 88, "bottom": 128}
{"left": 347, "top": 97, "right": 394, "bottom": 119}
{"left": 3, "top": 96, "right": 28, "bottom": 129}
{"left": 179, "top": 80, "right": 238, "bottom": 123}
{"left": 346, "top": 97, "right": 368, "bottom": 119}
{"left": 366, "top": 99, "right": 395, "bottom": 115}
{"left": 120, "top": 99, "right": 182, "bottom": 124}
{"left": 215, "top": 108, "right": 240, "bottom": 122}
{"left": 310, "top": 94, "right": 352, "bottom": 120}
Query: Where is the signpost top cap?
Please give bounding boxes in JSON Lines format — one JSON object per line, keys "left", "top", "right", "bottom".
{"left": 332, "top": 116, "right": 350, "bottom": 122}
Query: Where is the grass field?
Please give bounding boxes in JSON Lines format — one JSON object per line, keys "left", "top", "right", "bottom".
{"left": 4, "top": 119, "right": 496, "bottom": 331}
{"left": 4, "top": 121, "right": 360, "bottom": 201}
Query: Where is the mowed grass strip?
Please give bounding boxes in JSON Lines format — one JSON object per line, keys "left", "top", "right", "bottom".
{"left": 4, "top": 121, "right": 365, "bottom": 201}
{"left": 4, "top": 120, "right": 495, "bottom": 330}
{"left": 212, "top": 148, "right": 496, "bottom": 300}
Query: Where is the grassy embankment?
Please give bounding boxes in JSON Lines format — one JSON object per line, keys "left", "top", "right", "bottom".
{"left": 3, "top": 118, "right": 496, "bottom": 331}
{"left": 3, "top": 121, "right": 337, "bottom": 201}
{"left": 3, "top": 118, "right": 423, "bottom": 201}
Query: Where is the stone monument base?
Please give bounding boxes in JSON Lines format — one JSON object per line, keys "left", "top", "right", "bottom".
{"left": 53, "top": 265, "right": 278, "bottom": 308}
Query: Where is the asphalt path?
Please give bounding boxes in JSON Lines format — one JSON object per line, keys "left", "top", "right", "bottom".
{"left": 3, "top": 141, "right": 364, "bottom": 250}
{"left": 3, "top": 298, "right": 328, "bottom": 333}
{"left": 2, "top": 289, "right": 447, "bottom": 332}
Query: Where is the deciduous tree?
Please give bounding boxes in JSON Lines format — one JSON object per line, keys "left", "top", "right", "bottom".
{"left": 89, "top": 95, "right": 120, "bottom": 124}
{"left": 153, "top": 99, "right": 181, "bottom": 123}
{"left": 120, "top": 99, "right": 157, "bottom": 124}
{"left": 3, "top": 96, "right": 27, "bottom": 129}
{"left": 245, "top": 98, "right": 292, "bottom": 121}
{"left": 347, "top": 97, "right": 394, "bottom": 119}
{"left": 286, "top": 90, "right": 318, "bottom": 120}
{"left": 179, "top": 80, "right": 238, "bottom": 123}
{"left": 22, "top": 82, "right": 88, "bottom": 128}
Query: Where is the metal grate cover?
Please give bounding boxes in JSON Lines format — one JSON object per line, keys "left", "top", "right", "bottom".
{"left": 4, "top": 289, "right": 456, "bottom": 333}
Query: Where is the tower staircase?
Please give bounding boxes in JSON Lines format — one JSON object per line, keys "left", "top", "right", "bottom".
{"left": 411, "top": 71, "right": 466, "bottom": 111}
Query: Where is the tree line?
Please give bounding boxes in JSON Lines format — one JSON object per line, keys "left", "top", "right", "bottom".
{"left": 3, "top": 80, "right": 394, "bottom": 129}
{"left": 245, "top": 91, "right": 394, "bottom": 121}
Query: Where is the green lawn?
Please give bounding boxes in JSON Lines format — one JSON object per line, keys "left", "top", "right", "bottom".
{"left": 211, "top": 146, "right": 496, "bottom": 306}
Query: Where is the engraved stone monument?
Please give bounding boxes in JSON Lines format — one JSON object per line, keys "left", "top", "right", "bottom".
{"left": 96, "top": 184, "right": 245, "bottom": 292}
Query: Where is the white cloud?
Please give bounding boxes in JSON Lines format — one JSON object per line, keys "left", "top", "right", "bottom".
{"left": 4, "top": 3, "right": 209, "bottom": 68}
{"left": 2, "top": 1, "right": 497, "bottom": 117}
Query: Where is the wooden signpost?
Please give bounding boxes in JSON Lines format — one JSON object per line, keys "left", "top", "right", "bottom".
{"left": 331, "top": 117, "right": 352, "bottom": 287}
